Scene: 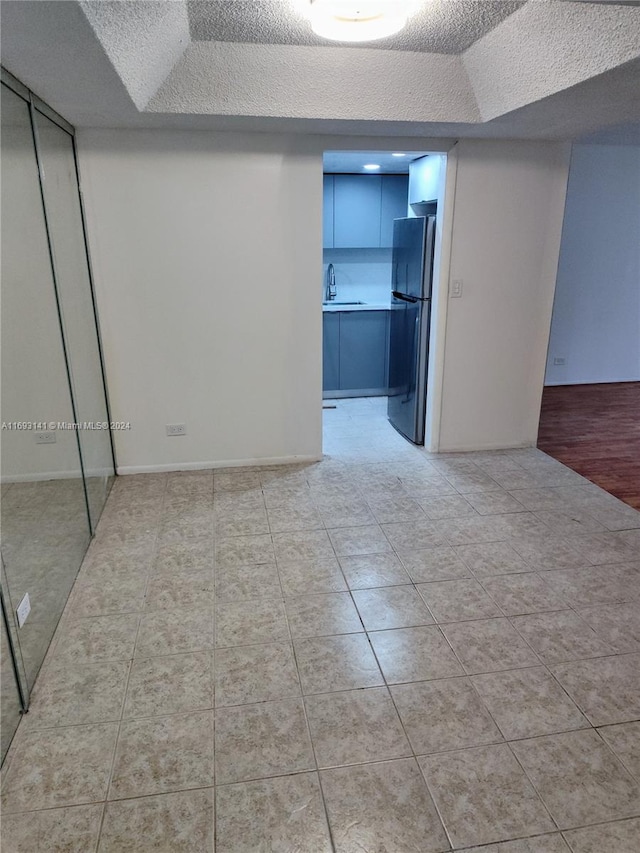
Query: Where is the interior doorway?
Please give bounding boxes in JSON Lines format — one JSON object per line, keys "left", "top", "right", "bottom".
{"left": 536, "top": 144, "right": 640, "bottom": 510}
{"left": 321, "top": 149, "right": 446, "bottom": 454}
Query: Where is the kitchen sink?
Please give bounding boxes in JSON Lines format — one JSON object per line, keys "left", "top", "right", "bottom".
{"left": 323, "top": 301, "right": 366, "bottom": 306}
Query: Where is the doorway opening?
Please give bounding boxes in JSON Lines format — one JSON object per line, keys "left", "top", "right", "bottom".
{"left": 321, "top": 149, "right": 447, "bottom": 458}
{"left": 536, "top": 144, "right": 640, "bottom": 511}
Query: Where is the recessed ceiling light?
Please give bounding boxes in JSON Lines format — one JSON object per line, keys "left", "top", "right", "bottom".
{"left": 364, "top": 164, "right": 381, "bottom": 170}
{"left": 392, "top": 153, "right": 406, "bottom": 157}
{"left": 297, "top": 1, "right": 422, "bottom": 43}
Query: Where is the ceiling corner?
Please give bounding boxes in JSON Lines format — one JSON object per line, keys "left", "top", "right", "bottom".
{"left": 463, "top": 0, "right": 640, "bottom": 123}
{"left": 79, "top": 0, "right": 191, "bottom": 110}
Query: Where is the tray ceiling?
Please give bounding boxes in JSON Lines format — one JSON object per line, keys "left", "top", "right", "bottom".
{"left": 187, "top": 0, "right": 525, "bottom": 54}
{"left": 1, "top": 0, "right": 639, "bottom": 142}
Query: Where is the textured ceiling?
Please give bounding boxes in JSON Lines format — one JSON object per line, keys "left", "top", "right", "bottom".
{"left": 187, "top": 0, "right": 525, "bottom": 54}
{"left": 1, "top": 0, "right": 639, "bottom": 142}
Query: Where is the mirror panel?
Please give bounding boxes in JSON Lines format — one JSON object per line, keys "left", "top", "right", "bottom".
{"left": 1, "top": 83, "right": 91, "bottom": 691}
{"left": 33, "top": 108, "right": 115, "bottom": 527}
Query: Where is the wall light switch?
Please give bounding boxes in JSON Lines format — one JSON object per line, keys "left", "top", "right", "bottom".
{"left": 451, "top": 279, "right": 463, "bottom": 298}
{"left": 35, "top": 431, "right": 56, "bottom": 444}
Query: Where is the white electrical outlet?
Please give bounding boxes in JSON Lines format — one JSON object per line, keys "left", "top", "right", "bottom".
{"left": 35, "top": 431, "right": 56, "bottom": 444}
{"left": 451, "top": 279, "right": 463, "bottom": 298}
{"left": 553, "top": 357, "right": 566, "bottom": 366}
{"left": 16, "top": 593, "right": 31, "bottom": 628}
{"left": 166, "top": 423, "right": 187, "bottom": 436}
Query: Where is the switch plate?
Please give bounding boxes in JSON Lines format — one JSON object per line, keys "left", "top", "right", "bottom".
{"left": 166, "top": 423, "right": 186, "bottom": 436}
{"left": 35, "top": 431, "right": 56, "bottom": 444}
{"left": 553, "top": 357, "right": 566, "bottom": 366}
{"left": 16, "top": 593, "right": 31, "bottom": 628}
{"left": 451, "top": 279, "right": 463, "bottom": 298}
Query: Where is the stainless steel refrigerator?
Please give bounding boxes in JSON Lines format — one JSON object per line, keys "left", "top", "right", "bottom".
{"left": 387, "top": 215, "right": 436, "bottom": 445}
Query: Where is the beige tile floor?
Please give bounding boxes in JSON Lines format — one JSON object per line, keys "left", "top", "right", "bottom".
{"left": 1, "top": 478, "right": 93, "bottom": 689}
{"left": 2, "top": 396, "right": 640, "bottom": 851}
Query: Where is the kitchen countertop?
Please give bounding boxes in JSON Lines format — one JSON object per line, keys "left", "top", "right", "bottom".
{"left": 322, "top": 302, "right": 390, "bottom": 312}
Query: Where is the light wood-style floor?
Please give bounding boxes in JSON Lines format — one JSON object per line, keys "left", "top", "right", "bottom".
{"left": 538, "top": 382, "right": 640, "bottom": 510}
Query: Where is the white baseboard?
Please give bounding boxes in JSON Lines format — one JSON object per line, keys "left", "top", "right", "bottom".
{"left": 1, "top": 470, "right": 83, "bottom": 484}
{"left": 434, "top": 440, "right": 535, "bottom": 453}
{"left": 116, "top": 454, "right": 323, "bottom": 476}
{"left": 1, "top": 467, "right": 113, "bottom": 484}
{"left": 544, "top": 377, "right": 640, "bottom": 387}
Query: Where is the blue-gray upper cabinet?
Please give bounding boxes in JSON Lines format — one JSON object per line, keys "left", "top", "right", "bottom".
{"left": 323, "top": 175, "right": 334, "bottom": 249}
{"left": 339, "top": 311, "right": 389, "bottom": 392}
{"left": 322, "top": 312, "right": 340, "bottom": 392}
{"left": 380, "top": 175, "right": 409, "bottom": 247}
{"left": 333, "top": 175, "right": 382, "bottom": 248}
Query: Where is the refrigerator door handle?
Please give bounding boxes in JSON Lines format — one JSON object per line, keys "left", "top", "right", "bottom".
{"left": 392, "top": 291, "right": 419, "bottom": 303}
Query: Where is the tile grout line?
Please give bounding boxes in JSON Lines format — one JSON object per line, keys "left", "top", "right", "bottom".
{"left": 279, "top": 509, "right": 338, "bottom": 853}
{"left": 1, "top": 482, "right": 165, "bottom": 809}
{"left": 95, "top": 474, "right": 170, "bottom": 848}
{"left": 343, "top": 517, "right": 460, "bottom": 850}
{"left": 3, "top": 411, "right": 639, "bottom": 847}
{"left": 590, "top": 727, "right": 640, "bottom": 787}
{"left": 207, "top": 473, "right": 216, "bottom": 853}
{"left": 357, "top": 526, "right": 584, "bottom": 846}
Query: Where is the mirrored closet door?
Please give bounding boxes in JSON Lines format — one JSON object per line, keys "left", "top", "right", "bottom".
{"left": 0, "top": 71, "right": 115, "bottom": 761}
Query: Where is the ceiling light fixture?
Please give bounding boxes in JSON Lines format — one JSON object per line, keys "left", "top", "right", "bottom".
{"left": 392, "top": 153, "right": 406, "bottom": 157}
{"left": 364, "top": 164, "right": 381, "bottom": 170}
{"left": 298, "top": 1, "right": 422, "bottom": 43}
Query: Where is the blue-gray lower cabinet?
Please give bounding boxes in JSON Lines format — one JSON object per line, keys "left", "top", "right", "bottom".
{"left": 322, "top": 312, "right": 340, "bottom": 392}
{"left": 340, "top": 312, "right": 388, "bottom": 391}
{"left": 323, "top": 310, "right": 390, "bottom": 397}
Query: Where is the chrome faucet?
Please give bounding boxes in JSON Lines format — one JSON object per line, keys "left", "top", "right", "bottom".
{"left": 326, "top": 263, "right": 337, "bottom": 301}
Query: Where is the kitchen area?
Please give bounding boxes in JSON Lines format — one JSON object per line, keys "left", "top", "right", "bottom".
{"left": 322, "top": 150, "right": 445, "bottom": 445}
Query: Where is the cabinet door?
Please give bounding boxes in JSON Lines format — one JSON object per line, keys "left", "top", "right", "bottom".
{"left": 380, "top": 175, "right": 409, "bottom": 247}
{"left": 323, "top": 312, "right": 340, "bottom": 392}
{"left": 323, "top": 175, "right": 334, "bottom": 249}
{"left": 339, "top": 311, "right": 388, "bottom": 391}
{"left": 334, "top": 175, "right": 382, "bottom": 248}
{"left": 408, "top": 155, "right": 441, "bottom": 206}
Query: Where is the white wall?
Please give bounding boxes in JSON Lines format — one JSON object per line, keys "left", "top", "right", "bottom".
{"left": 545, "top": 144, "right": 640, "bottom": 385}
{"left": 79, "top": 130, "right": 323, "bottom": 473}
{"left": 438, "top": 139, "right": 571, "bottom": 452}
{"left": 78, "top": 131, "right": 571, "bottom": 470}
{"left": 424, "top": 152, "right": 453, "bottom": 452}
